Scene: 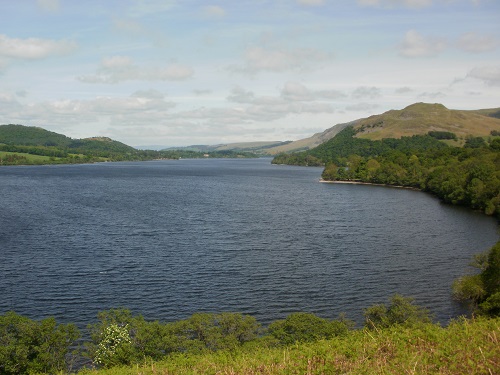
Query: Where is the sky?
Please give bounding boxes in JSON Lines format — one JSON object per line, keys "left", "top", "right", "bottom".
{"left": 0, "top": 0, "right": 499, "bottom": 147}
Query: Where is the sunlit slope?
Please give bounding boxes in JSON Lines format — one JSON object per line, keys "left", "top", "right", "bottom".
{"left": 352, "top": 103, "right": 500, "bottom": 142}
{"left": 264, "top": 122, "right": 353, "bottom": 155}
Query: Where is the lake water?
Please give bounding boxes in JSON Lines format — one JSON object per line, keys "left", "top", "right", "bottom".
{"left": 0, "top": 158, "right": 498, "bottom": 328}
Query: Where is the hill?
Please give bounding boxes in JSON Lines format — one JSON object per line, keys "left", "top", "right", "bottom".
{"left": 162, "top": 141, "right": 291, "bottom": 154}
{"left": 164, "top": 124, "right": 353, "bottom": 155}
{"left": 264, "top": 121, "right": 353, "bottom": 155}
{"left": 200, "top": 103, "right": 500, "bottom": 155}
{"left": 352, "top": 102, "right": 500, "bottom": 142}
{"left": 0, "top": 124, "right": 258, "bottom": 165}
{"left": 0, "top": 124, "right": 73, "bottom": 147}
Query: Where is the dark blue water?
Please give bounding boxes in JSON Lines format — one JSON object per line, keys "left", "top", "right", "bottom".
{"left": 0, "top": 158, "right": 498, "bottom": 328}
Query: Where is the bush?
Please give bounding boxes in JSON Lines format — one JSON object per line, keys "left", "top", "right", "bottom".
{"left": 85, "top": 310, "right": 262, "bottom": 368}
{"left": 0, "top": 311, "right": 80, "bottom": 375}
{"left": 267, "top": 312, "right": 353, "bottom": 345}
{"left": 453, "top": 241, "right": 500, "bottom": 317}
{"left": 364, "top": 294, "right": 432, "bottom": 329}
{"left": 428, "top": 131, "right": 457, "bottom": 140}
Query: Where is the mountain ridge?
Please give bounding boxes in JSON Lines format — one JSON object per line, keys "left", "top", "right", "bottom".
{"left": 352, "top": 102, "right": 500, "bottom": 142}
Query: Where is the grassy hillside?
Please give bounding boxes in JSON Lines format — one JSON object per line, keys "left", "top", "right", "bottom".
{"left": 79, "top": 317, "right": 499, "bottom": 375}
{"left": 353, "top": 103, "right": 500, "bottom": 143}
{"left": 264, "top": 121, "right": 353, "bottom": 155}
{"left": 469, "top": 107, "right": 500, "bottom": 119}
{"left": 0, "top": 124, "right": 258, "bottom": 165}
{"left": 162, "top": 124, "right": 351, "bottom": 155}
{"left": 198, "top": 103, "right": 500, "bottom": 155}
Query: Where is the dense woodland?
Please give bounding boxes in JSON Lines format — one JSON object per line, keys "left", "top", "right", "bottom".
{"left": 0, "top": 125, "right": 257, "bottom": 165}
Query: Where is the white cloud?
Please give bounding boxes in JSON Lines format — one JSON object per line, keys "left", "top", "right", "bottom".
{"left": 467, "top": 66, "right": 500, "bottom": 86}
{"left": 395, "top": 86, "right": 414, "bottom": 94}
{"left": 281, "top": 82, "right": 313, "bottom": 101}
{"left": 357, "top": 0, "right": 433, "bottom": 8}
{"left": 398, "top": 30, "right": 446, "bottom": 57}
{"left": 37, "top": 0, "right": 60, "bottom": 12}
{"left": 345, "top": 102, "right": 380, "bottom": 112}
{"left": 457, "top": 32, "right": 499, "bottom": 53}
{"left": 127, "top": 0, "right": 176, "bottom": 17}
{"left": 1, "top": 92, "right": 177, "bottom": 131}
{"left": 201, "top": 5, "right": 227, "bottom": 19}
{"left": 79, "top": 56, "right": 194, "bottom": 83}
{"left": 352, "top": 86, "right": 381, "bottom": 99}
{"left": 0, "top": 34, "right": 76, "bottom": 60}
{"left": 297, "top": 0, "right": 326, "bottom": 6}
{"left": 227, "top": 86, "right": 256, "bottom": 103}
{"left": 229, "top": 46, "right": 330, "bottom": 74}
{"left": 281, "top": 82, "right": 346, "bottom": 101}
{"left": 418, "top": 91, "right": 446, "bottom": 99}
{"left": 131, "top": 89, "right": 166, "bottom": 99}
{"left": 112, "top": 18, "right": 145, "bottom": 34}
{"left": 193, "top": 89, "right": 212, "bottom": 96}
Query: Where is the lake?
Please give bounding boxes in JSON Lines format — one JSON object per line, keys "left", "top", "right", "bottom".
{"left": 0, "top": 158, "right": 498, "bottom": 328}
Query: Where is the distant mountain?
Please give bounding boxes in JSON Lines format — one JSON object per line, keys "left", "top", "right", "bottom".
{"left": 163, "top": 141, "right": 292, "bottom": 155}
{"left": 264, "top": 122, "right": 353, "bottom": 155}
{"left": 162, "top": 126, "right": 354, "bottom": 156}
{"left": 351, "top": 103, "right": 500, "bottom": 142}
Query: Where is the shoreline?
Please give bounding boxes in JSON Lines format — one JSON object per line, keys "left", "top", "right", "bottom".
{"left": 319, "top": 179, "right": 422, "bottom": 191}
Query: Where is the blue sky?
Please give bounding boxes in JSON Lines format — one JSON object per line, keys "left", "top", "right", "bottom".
{"left": 1, "top": 0, "right": 499, "bottom": 147}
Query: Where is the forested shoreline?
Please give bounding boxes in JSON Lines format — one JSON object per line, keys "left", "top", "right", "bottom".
{"left": 0, "top": 125, "right": 258, "bottom": 166}
{"left": 273, "top": 126, "right": 500, "bottom": 218}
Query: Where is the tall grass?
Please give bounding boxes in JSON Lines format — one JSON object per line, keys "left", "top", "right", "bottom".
{"left": 79, "top": 316, "right": 499, "bottom": 375}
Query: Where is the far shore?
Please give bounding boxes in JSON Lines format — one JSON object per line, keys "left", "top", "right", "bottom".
{"left": 319, "top": 179, "right": 421, "bottom": 191}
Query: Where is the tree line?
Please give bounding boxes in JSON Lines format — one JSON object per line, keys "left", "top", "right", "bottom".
{"left": 0, "top": 293, "right": 452, "bottom": 374}
{"left": 0, "top": 125, "right": 259, "bottom": 165}
{"left": 273, "top": 127, "right": 500, "bottom": 217}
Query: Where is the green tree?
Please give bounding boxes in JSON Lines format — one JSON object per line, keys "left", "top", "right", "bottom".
{"left": 321, "top": 162, "right": 339, "bottom": 180}
{"left": 0, "top": 312, "right": 80, "bottom": 375}
{"left": 364, "top": 295, "right": 432, "bottom": 329}
{"left": 267, "top": 312, "right": 352, "bottom": 345}
{"left": 454, "top": 241, "right": 500, "bottom": 316}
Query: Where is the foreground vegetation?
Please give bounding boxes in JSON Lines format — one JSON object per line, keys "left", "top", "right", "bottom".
{"left": 2, "top": 279, "right": 499, "bottom": 374}
{"left": 79, "top": 317, "right": 499, "bottom": 375}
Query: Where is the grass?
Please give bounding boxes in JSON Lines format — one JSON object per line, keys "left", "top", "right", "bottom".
{"left": 354, "top": 103, "right": 500, "bottom": 141}
{"left": 0, "top": 150, "right": 55, "bottom": 163}
{"left": 78, "top": 317, "right": 499, "bottom": 375}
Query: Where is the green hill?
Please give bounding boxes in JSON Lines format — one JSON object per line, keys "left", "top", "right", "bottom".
{"left": 0, "top": 124, "right": 259, "bottom": 165}
{"left": 0, "top": 124, "right": 73, "bottom": 147}
{"left": 352, "top": 103, "right": 500, "bottom": 142}
{"left": 264, "top": 103, "right": 500, "bottom": 154}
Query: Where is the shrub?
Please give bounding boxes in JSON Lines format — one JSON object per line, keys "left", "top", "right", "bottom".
{"left": 267, "top": 312, "right": 353, "bottom": 345}
{"left": 364, "top": 294, "right": 432, "bottom": 329}
{"left": 0, "top": 311, "right": 80, "bottom": 375}
{"left": 453, "top": 241, "right": 500, "bottom": 317}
